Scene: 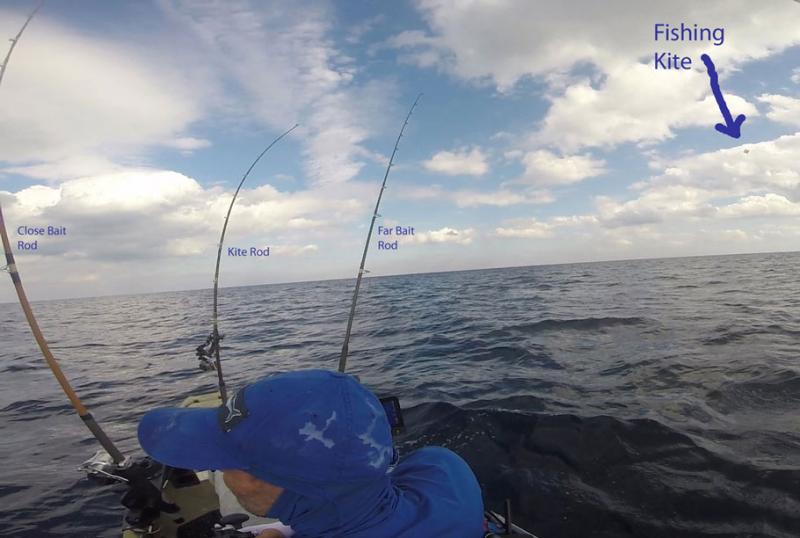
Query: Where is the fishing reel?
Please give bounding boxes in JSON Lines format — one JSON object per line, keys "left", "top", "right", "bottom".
{"left": 80, "top": 449, "right": 132, "bottom": 484}
{"left": 196, "top": 332, "right": 224, "bottom": 371}
{"left": 80, "top": 451, "right": 179, "bottom": 531}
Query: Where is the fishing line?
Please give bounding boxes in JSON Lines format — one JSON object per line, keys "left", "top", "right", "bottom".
{"left": 338, "top": 94, "right": 422, "bottom": 373}
{"left": 201, "top": 123, "right": 299, "bottom": 403}
{"left": 0, "top": 1, "right": 126, "bottom": 464}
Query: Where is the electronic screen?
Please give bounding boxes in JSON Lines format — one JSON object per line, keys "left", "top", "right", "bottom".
{"left": 379, "top": 396, "right": 405, "bottom": 436}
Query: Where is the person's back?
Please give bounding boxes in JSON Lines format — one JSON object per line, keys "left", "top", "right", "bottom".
{"left": 138, "top": 369, "right": 485, "bottom": 537}
{"left": 377, "top": 446, "right": 485, "bottom": 537}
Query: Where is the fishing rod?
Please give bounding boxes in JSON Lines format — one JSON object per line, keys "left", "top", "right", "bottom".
{"left": 0, "top": 1, "right": 43, "bottom": 88}
{"left": 0, "top": 1, "right": 126, "bottom": 464}
{"left": 197, "top": 123, "right": 299, "bottom": 403}
{"left": 338, "top": 94, "right": 422, "bottom": 373}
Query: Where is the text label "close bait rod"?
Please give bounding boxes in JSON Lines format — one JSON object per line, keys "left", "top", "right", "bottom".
{"left": 196, "top": 124, "right": 299, "bottom": 403}
{"left": 338, "top": 94, "right": 422, "bottom": 373}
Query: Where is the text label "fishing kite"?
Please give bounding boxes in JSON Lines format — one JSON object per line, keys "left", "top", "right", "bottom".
{"left": 653, "top": 23, "right": 725, "bottom": 70}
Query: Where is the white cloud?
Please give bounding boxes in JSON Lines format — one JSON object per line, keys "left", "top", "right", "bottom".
{"left": 472, "top": 131, "right": 800, "bottom": 262}
{"left": 589, "top": 134, "right": 800, "bottom": 228}
{"left": 495, "top": 219, "right": 552, "bottom": 238}
{"left": 718, "top": 194, "right": 800, "bottom": 218}
{"left": 550, "top": 215, "right": 599, "bottom": 227}
{"left": 9, "top": 184, "right": 61, "bottom": 215}
{"left": 643, "top": 133, "right": 800, "bottom": 196}
{"left": 423, "top": 147, "right": 489, "bottom": 176}
{"left": 272, "top": 244, "right": 319, "bottom": 256}
{"left": 537, "top": 66, "right": 757, "bottom": 151}
{"left": 757, "top": 94, "right": 800, "bottom": 127}
{"left": 485, "top": 133, "right": 800, "bottom": 256}
{"left": 404, "top": 1, "right": 800, "bottom": 90}
{"left": 451, "top": 189, "right": 553, "bottom": 208}
{"left": 2, "top": 171, "right": 212, "bottom": 264}
{"left": 2, "top": 156, "right": 122, "bottom": 182}
{"left": 792, "top": 68, "right": 800, "bottom": 85}
{"left": 60, "top": 170, "right": 204, "bottom": 213}
{"left": 285, "top": 217, "right": 327, "bottom": 229}
{"left": 0, "top": 165, "right": 389, "bottom": 300}
{"left": 595, "top": 187, "right": 716, "bottom": 228}
{"left": 164, "top": 137, "right": 213, "bottom": 151}
{"left": 397, "top": 1, "right": 798, "bottom": 149}
{"left": 159, "top": 0, "right": 393, "bottom": 185}
{"left": 398, "top": 184, "right": 447, "bottom": 200}
{"left": 0, "top": 7, "right": 204, "bottom": 169}
{"left": 0, "top": 1, "right": 399, "bottom": 187}
{"left": 386, "top": 30, "right": 446, "bottom": 69}
{"left": 488, "top": 209, "right": 800, "bottom": 267}
{"left": 494, "top": 214, "right": 598, "bottom": 239}
{"left": 408, "top": 227, "right": 475, "bottom": 245}
{"left": 395, "top": 184, "right": 553, "bottom": 207}
{"left": 518, "top": 150, "right": 606, "bottom": 185}
{"left": 345, "top": 15, "right": 385, "bottom": 45}
{"left": 1, "top": 168, "right": 370, "bottom": 264}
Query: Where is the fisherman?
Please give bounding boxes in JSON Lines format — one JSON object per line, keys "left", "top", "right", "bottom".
{"left": 138, "top": 369, "right": 485, "bottom": 537}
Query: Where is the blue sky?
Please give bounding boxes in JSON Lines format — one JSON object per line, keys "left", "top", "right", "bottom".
{"left": 1, "top": 0, "right": 800, "bottom": 300}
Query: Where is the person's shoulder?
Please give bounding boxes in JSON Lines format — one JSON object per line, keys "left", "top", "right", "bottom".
{"left": 400, "top": 446, "right": 467, "bottom": 466}
{"left": 390, "top": 446, "right": 485, "bottom": 535}
{"left": 393, "top": 446, "right": 480, "bottom": 492}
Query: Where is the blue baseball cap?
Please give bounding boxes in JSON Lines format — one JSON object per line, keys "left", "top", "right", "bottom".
{"left": 137, "top": 369, "right": 395, "bottom": 491}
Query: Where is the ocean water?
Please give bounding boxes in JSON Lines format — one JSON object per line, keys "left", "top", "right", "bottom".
{"left": 1, "top": 252, "right": 799, "bottom": 538}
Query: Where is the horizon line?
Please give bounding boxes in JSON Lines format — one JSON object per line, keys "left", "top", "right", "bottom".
{"left": 1, "top": 247, "right": 797, "bottom": 305}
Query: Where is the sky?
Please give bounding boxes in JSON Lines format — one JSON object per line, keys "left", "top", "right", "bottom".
{"left": 1, "top": 0, "right": 800, "bottom": 301}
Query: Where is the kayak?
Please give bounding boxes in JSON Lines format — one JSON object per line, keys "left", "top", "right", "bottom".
{"left": 485, "top": 510, "right": 539, "bottom": 537}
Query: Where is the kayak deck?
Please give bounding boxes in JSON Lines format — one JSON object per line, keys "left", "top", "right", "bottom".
{"left": 122, "top": 392, "right": 223, "bottom": 538}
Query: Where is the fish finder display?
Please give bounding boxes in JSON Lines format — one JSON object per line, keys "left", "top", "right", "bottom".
{"left": 380, "top": 396, "right": 405, "bottom": 436}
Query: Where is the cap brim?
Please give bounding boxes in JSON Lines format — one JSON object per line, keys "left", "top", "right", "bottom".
{"left": 137, "top": 407, "right": 245, "bottom": 471}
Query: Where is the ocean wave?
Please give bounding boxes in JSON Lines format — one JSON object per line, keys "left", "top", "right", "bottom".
{"left": 510, "top": 316, "right": 649, "bottom": 334}
{"left": 707, "top": 369, "right": 800, "bottom": 412}
{"left": 400, "top": 402, "right": 800, "bottom": 538}
{"left": 703, "top": 323, "right": 800, "bottom": 345}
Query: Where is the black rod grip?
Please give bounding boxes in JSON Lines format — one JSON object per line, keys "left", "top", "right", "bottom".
{"left": 81, "top": 412, "right": 126, "bottom": 464}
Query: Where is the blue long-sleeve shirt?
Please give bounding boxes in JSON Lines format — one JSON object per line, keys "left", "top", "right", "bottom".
{"left": 268, "top": 446, "right": 485, "bottom": 538}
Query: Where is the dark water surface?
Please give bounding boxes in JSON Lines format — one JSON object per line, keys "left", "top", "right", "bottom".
{"left": 1, "top": 252, "right": 799, "bottom": 537}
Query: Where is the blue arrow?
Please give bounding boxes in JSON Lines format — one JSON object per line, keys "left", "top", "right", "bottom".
{"left": 700, "top": 54, "right": 745, "bottom": 138}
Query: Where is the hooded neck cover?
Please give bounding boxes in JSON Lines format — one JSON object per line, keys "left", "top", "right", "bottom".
{"left": 267, "top": 475, "right": 398, "bottom": 536}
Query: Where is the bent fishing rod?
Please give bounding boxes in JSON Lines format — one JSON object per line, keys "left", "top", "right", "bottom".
{"left": 0, "top": 1, "right": 43, "bottom": 88}
{"left": 0, "top": 1, "right": 126, "bottom": 464}
{"left": 196, "top": 123, "right": 299, "bottom": 403}
{"left": 338, "top": 93, "right": 422, "bottom": 373}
